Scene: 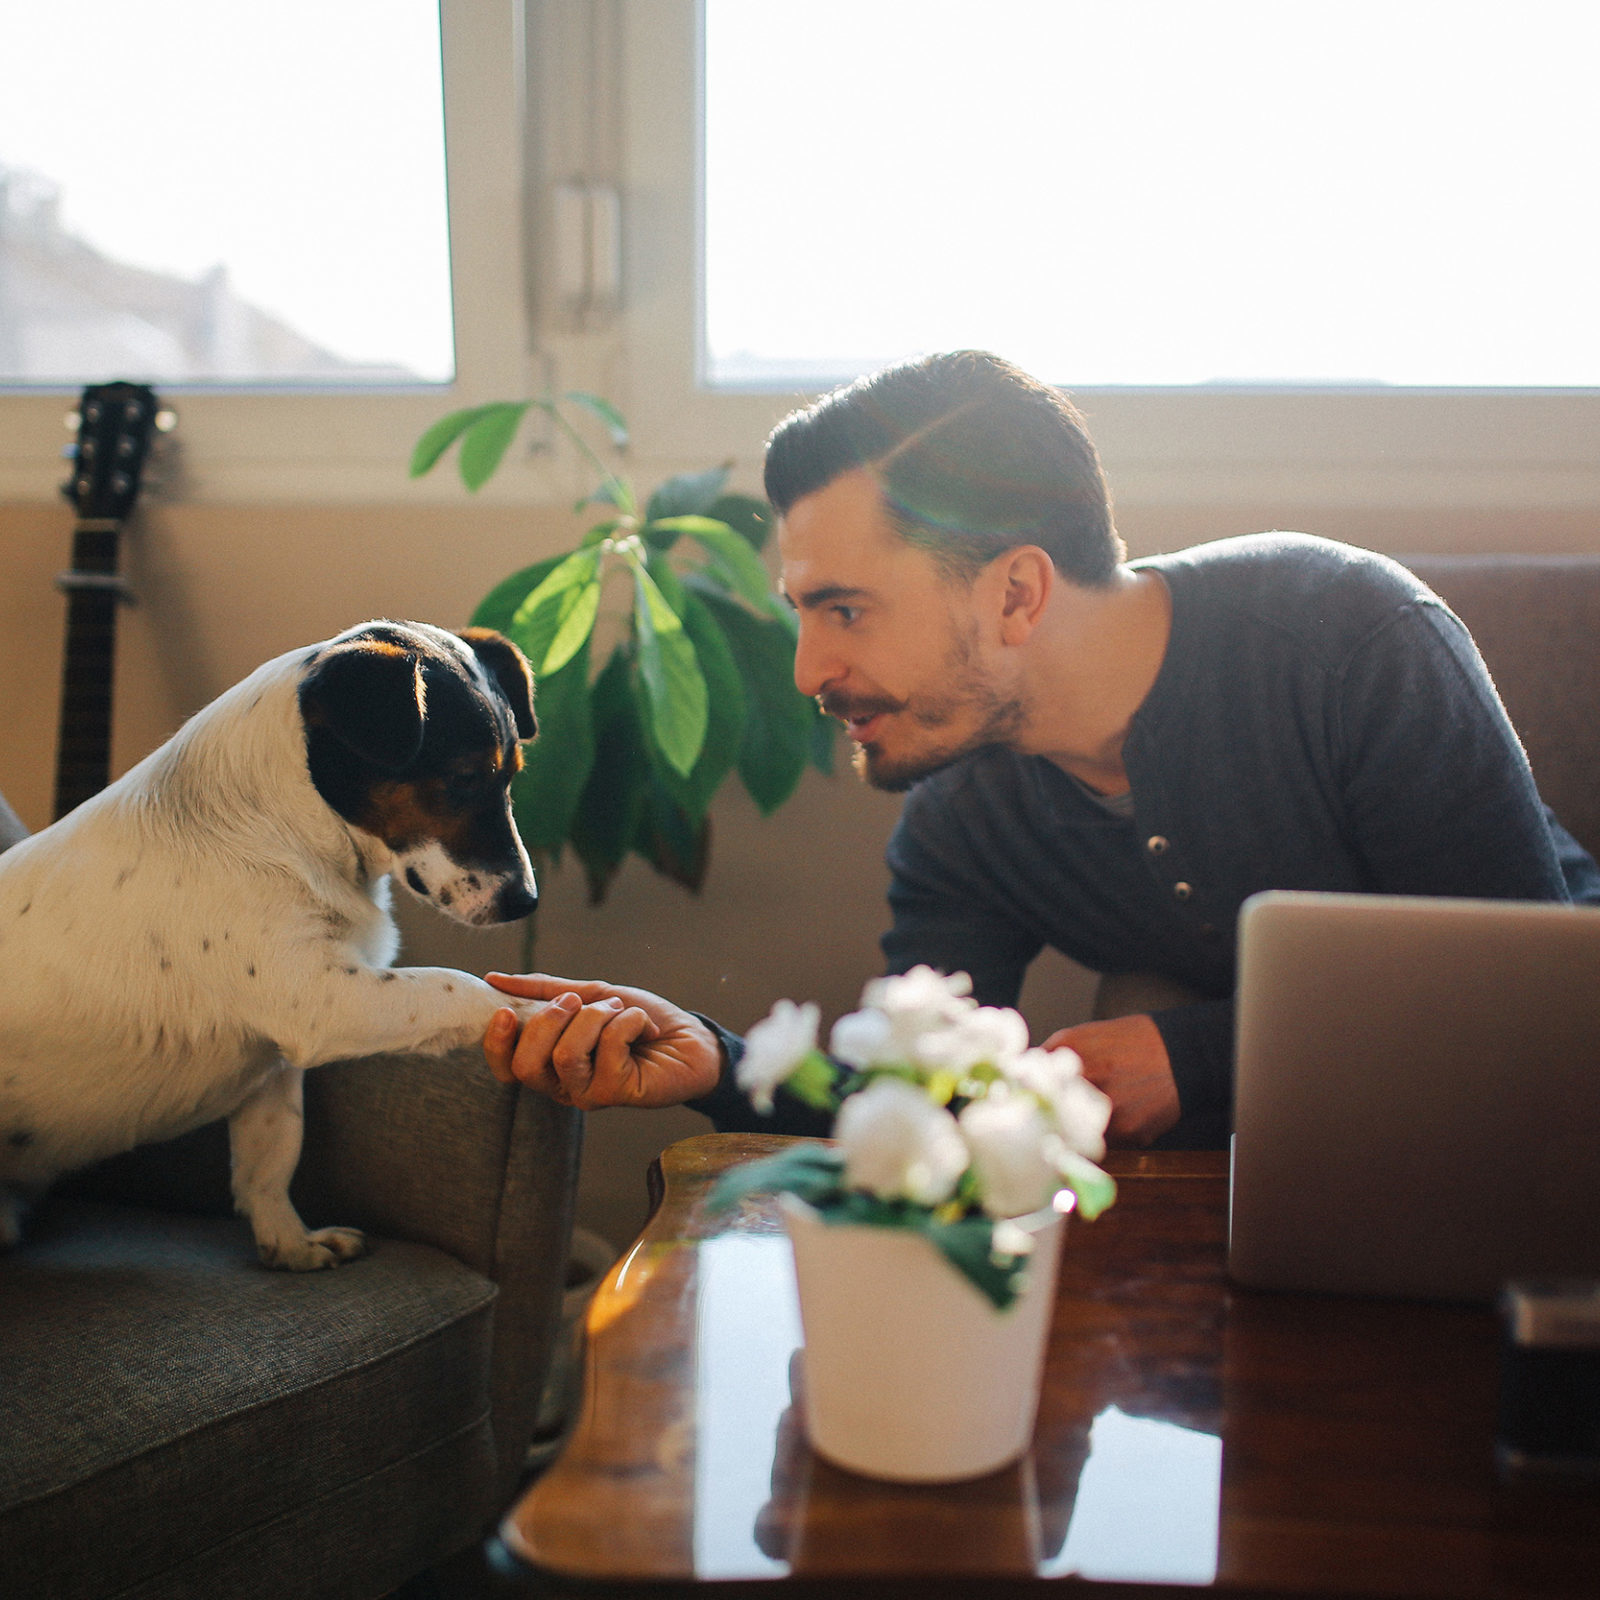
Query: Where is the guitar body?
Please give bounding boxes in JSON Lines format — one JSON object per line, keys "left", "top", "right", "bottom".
{"left": 54, "top": 382, "right": 161, "bottom": 820}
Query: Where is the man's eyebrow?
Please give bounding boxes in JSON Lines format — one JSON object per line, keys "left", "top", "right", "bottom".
{"left": 784, "top": 583, "right": 872, "bottom": 612}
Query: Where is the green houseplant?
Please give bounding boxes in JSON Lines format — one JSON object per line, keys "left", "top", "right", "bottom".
{"left": 411, "top": 392, "right": 831, "bottom": 906}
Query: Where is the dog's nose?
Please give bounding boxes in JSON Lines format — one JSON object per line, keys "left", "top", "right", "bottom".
{"left": 495, "top": 879, "right": 538, "bottom": 921}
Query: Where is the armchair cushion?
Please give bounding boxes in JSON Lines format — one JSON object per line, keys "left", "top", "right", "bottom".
{"left": 0, "top": 1200, "right": 497, "bottom": 1600}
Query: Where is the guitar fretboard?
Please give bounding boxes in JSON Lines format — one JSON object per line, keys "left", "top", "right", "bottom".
{"left": 54, "top": 521, "right": 126, "bottom": 819}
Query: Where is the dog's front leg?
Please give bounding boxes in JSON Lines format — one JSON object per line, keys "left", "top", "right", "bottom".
{"left": 229, "top": 1064, "right": 367, "bottom": 1270}
{"left": 284, "top": 966, "right": 535, "bottom": 1066}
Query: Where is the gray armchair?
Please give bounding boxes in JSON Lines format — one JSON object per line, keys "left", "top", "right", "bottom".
{"left": 0, "top": 870, "right": 581, "bottom": 1600}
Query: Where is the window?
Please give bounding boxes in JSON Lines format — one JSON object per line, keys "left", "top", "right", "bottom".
{"left": 0, "top": 0, "right": 529, "bottom": 503}
{"left": 702, "top": 0, "right": 1600, "bottom": 390}
{"left": 0, "top": 1, "right": 452, "bottom": 387}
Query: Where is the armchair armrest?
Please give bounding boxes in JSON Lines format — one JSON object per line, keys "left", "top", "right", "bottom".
{"left": 299, "top": 1051, "right": 583, "bottom": 1498}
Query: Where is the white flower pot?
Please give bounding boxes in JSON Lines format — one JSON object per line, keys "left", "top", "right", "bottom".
{"left": 777, "top": 1193, "right": 1065, "bottom": 1482}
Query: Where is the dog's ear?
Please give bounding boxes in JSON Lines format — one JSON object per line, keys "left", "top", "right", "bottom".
{"left": 460, "top": 627, "right": 538, "bottom": 740}
{"left": 298, "top": 640, "right": 427, "bottom": 771}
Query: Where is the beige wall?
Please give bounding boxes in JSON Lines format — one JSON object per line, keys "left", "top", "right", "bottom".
{"left": 4, "top": 493, "right": 1599, "bottom": 1246}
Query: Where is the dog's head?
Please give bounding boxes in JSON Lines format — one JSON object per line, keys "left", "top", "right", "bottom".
{"left": 297, "top": 621, "right": 539, "bottom": 924}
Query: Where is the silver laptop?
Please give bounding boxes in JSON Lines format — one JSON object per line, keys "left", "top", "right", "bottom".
{"left": 1229, "top": 890, "right": 1600, "bottom": 1302}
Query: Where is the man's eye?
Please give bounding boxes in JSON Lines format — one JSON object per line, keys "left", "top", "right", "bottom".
{"left": 832, "top": 604, "right": 861, "bottom": 626}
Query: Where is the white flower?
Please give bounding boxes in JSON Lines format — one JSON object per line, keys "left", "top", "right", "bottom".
{"left": 1005, "top": 1046, "right": 1111, "bottom": 1160}
{"left": 859, "top": 966, "right": 974, "bottom": 1049}
{"left": 828, "top": 1006, "right": 898, "bottom": 1069}
{"left": 736, "top": 999, "right": 820, "bottom": 1112}
{"left": 918, "top": 1005, "right": 1031, "bottom": 1074}
{"left": 958, "top": 1094, "right": 1063, "bottom": 1218}
{"left": 835, "top": 1078, "right": 969, "bottom": 1206}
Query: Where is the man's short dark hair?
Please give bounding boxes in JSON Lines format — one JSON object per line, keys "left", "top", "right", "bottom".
{"left": 763, "top": 350, "right": 1125, "bottom": 585}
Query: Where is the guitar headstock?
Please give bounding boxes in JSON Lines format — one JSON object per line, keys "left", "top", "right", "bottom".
{"left": 61, "top": 382, "right": 174, "bottom": 521}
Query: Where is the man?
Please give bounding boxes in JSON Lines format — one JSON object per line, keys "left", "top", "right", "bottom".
{"left": 483, "top": 351, "right": 1600, "bottom": 1147}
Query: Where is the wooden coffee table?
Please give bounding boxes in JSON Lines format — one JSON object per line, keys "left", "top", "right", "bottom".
{"left": 494, "top": 1135, "right": 1600, "bottom": 1596}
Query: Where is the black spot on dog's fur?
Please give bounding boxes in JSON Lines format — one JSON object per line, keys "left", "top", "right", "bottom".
{"left": 246, "top": 965, "right": 257, "bottom": 978}
{"left": 159, "top": 958, "right": 172, "bottom": 972}
{"left": 444, "top": 983, "right": 455, "bottom": 994}
{"left": 343, "top": 966, "right": 358, "bottom": 976}
{"left": 19, "top": 902, "right": 29, "bottom": 915}
{"left": 405, "top": 867, "right": 428, "bottom": 896}
{"left": 8, "top": 1130, "right": 34, "bottom": 1149}
{"left": 202, "top": 939, "right": 211, "bottom": 952}
{"left": 380, "top": 971, "right": 397, "bottom": 983}
{"left": 438, "top": 889, "right": 454, "bottom": 908}
{"left": 115, "top": 868, "right": 133, "bottom": 889}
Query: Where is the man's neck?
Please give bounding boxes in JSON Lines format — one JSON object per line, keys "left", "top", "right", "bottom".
{"left": 1018, "top": 566, "right": 1171, "bottom": 794}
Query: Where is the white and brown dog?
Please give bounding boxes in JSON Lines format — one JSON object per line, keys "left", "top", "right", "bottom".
{"left": 0, "top": 620, "right": 543, "bottom": 1269}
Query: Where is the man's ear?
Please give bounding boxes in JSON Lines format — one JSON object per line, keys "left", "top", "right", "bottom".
{"left": 995, "top": 546, "right": 1055, "bottom": 644}
{"left": 298, "top": 640, "right": 426, "bottom": 771}
{"left": 460, "top": 627, "right": 538, "bottom": 739}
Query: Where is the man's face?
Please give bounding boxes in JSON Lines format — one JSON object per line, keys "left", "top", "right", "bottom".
{"left": 778, "top": 469, "right": 1023, "bottom": 791}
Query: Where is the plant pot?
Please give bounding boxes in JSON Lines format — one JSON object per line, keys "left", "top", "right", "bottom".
{"left": 777, "top": 1192, "right": 1066, "bottom": 1482}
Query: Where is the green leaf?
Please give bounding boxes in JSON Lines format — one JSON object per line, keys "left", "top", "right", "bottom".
{"left": 693, "top": 586, "right": 811, "bottom": 813}
{"left": 707, "top": 492, "right": 775, "bottom": 551}
{"left": 634, "top": 584, "right": 746, "bottom": 821}
{"left": 508, "top": 548, "right": 603, "bottom": 675}
{"left": 562, "top": 390, "right": 630, "bottom": 448}
{"left": 569, "top": 648, "right": 650, "bottom": 904}
{"left": 708, "top": 1145, "right": 846, "bottom": 1213}
{"left": 411, "top": 404, "right": 497, "bottom": 478}
{"left": 656, "top": 516, "right": 775, "bottom": 611}
{"left": 785, "top": 1051, "right": 842, "bottom": 1111}
{"left": 633, "top": 779, "right": 711, "bottom": 893}
{"left": 470, "top": 555, "right": 565, "bottom": 634}
{"left": 1058, "top": 1152, "right": 1117, "bottom": 1221}
{"left": 510, "top": 637, "right": 595, "bottom": 856}
{"left": 629, "top": 559, "right": 708, "bottom": 779}
{"left": 922, "top": 1214, "right": 1028, "bottom": 1310}
{"left": 645, "top": 464, "right": 731, "bottom": 525}
{"left": 540, "top": 578, "right": 602, "bottom": 677}
{"left": 458, "top": 401, "right": 532, "bottom": 491}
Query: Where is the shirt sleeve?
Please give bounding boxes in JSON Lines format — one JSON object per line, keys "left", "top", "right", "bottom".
{"left": 1335, "top": 601, "right": 1577, "bottom": 901}
{"left": 683, "top": 1013, "right": 837, "bottom": 1136}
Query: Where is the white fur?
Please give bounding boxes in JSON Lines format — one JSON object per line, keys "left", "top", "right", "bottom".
{"left": 0, "top": 627, "right": 536, "bottom": 1269}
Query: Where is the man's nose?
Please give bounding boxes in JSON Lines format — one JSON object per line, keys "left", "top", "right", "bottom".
{"left": 791, "top": 621, "right": 836, "bottom": 701}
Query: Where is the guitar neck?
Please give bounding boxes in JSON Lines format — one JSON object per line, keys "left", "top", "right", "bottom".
{"left": 53, "top": 517, "right": 127, "bottom": 820}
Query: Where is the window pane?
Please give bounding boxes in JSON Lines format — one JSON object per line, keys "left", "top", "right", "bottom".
{"left": 0, "top": 0, "right": 452, "bottom": 386}
{"left": 704, "top": 0, "right": 1600, "bottom": 389}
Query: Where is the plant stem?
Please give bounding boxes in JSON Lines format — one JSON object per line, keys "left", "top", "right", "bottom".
{"left": 543, "top": 401, "right": 633, "bottom": 514}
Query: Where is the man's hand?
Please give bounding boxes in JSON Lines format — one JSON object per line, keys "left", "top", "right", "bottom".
{"left": 481, "top": 973, "right": 724, "bottom": 1111}
{"left": 1041, "top": 1013, "right": 1180, "bottom": 1147}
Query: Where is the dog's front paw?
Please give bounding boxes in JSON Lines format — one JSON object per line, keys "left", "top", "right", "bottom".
{"left": 258, "top": 1226, "right": 369, "bottom": 1271}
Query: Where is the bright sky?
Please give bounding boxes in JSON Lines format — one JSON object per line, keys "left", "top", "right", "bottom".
{"left": 704, "top": 0, "right": 1600, "bottom": 388}
{"left": 0, "top": 0, "right": 452, "bottom": 380}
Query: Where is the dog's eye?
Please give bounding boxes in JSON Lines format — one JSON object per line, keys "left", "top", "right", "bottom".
{"left": 443, "top": 772, "right": 489, "bottom": 804}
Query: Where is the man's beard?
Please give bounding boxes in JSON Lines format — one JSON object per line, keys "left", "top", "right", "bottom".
{"left": 821, "top": 637, "right": 1025, "bottom": 793}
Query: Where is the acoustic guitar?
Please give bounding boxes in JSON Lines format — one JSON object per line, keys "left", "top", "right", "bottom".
{"left": 53, "top": 382, "right": 168, "bottom": 820}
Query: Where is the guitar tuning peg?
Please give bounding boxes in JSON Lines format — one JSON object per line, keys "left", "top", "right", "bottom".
{"left": 64, "top": 411, "right": 81, "bottom": 433}
{"left": 154, "top": 409, "right": 178, "bottom": 434}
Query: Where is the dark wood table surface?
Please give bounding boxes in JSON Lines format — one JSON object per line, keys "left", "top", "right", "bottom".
{"left": 494, "top": 1135, "right": 1600, "bottom": 1597}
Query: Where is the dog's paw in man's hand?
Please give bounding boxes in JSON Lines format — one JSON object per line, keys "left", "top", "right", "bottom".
{"left": 482, "top": 974, "right": 723, "bottom": 1111}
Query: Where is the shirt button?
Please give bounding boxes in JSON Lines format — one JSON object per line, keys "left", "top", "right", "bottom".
{"left": 1174, "top": 881, "right": 1193, "bottom": 901}
{"left": 1146, "top": 835, "right": 1169, "bottom": 855}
